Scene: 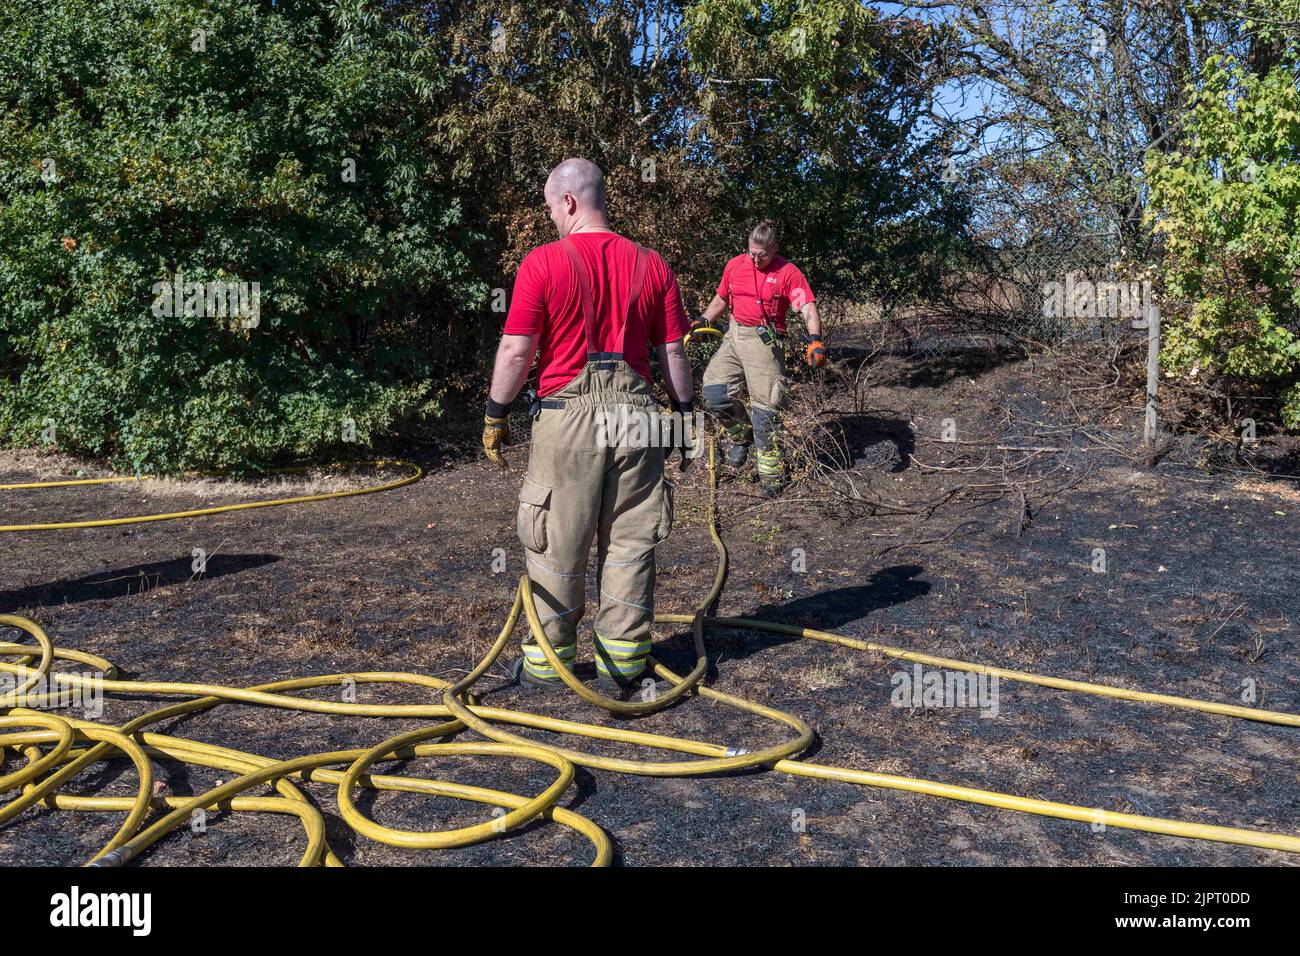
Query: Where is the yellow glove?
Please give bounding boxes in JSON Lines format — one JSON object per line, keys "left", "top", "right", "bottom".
{"left": 482, "top": 415, "right": 510, "bottom": 468}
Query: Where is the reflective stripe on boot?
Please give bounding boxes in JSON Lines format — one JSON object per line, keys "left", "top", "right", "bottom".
{"left": 757, "top": 447, "right": 785, "bottom": 496}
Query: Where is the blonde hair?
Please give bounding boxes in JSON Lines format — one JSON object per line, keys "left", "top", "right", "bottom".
{"left": 749, "top": 220, "right": 778, "bottom": 248}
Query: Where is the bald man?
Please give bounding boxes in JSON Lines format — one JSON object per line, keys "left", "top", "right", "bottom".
{"left": 482, "top": 158, "right": 695, "bottom": 697}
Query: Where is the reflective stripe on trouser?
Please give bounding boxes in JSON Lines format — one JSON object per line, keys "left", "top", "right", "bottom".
{"left": 753, "top": 405, "right": 783, "bottom": 474}
{"left": 516, "top": 360, "right": 673, "bottom": 676}
{"left": 701, "top": 319, "right": 788, "bottom": 453}
{"left": 757, "top": 447, "right": 783, "bottom": 477}
{"left": 594, "top": 633, "right": 652, "bottom": 679}
{"left": 522, "top": 641, "right": 577, "bottom": 680}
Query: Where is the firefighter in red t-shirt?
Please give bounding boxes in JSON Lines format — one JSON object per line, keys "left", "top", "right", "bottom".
{"left": 481, "top": 158, "right": 695, "bottom": 696}
{"left": 695, "top": 221, "right": 825, "bottom": 496}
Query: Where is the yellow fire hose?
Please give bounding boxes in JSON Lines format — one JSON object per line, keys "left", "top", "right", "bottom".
{"left": 682, "top": 324, "right": 723, "bottom": 349}
{"left": 0, "top": 459, "right": 424, "bottom": 532}
{"left": 1, "top": 446, "right": 1298, "bottom": 866}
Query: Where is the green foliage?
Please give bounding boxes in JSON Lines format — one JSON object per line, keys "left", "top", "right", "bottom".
{"left": 1145, "top": 53, "right": 1300, "bottom": 426}
{"left": 0, "top": 0, "right": 482, "bottom": 473}
{"left": 1, "top": 1, "right": 970, "bottom": 473}
{"left": 430, "top": 0, "right": 735, "bottom": 298}
{"left": 434, "top": 1, "right": 967, "bottom": 310}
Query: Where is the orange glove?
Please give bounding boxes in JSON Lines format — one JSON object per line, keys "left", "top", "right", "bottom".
{"left": 805, "top": 338, "right": 827, "bottom": 368}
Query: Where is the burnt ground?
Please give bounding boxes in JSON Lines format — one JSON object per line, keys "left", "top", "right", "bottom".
{"left": 2, "top": 332, "right": 1298, "bottom": 867}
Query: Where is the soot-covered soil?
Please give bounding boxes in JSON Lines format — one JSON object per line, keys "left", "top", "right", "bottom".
{"left": 2, "top": 338, "right": 1298, "bottom": 867}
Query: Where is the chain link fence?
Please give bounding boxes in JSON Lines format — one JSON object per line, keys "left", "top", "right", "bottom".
{"left": 821, "top": 235, "right": 1155, "bottom": 355}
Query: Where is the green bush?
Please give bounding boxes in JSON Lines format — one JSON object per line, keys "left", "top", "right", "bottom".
{"left": 0, "top": 0, "right": 483, "bottom": 474}
{"left": 1146, "top": 54, "right": 1300, "bottom": 427}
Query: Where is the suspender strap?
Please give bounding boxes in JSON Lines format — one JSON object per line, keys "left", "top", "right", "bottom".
{"left": 625, "top": 244, "right": 650, "bottom": 350}
{"left": 558, "top": 236, "right": 649, "bottom": 360}
{"left": 558, "top": 237, "right": 598, "bottom": 355}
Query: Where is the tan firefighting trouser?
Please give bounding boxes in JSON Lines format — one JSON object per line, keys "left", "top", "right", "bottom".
{"left": 700, "top": 319, "right": 789, "bottom": 477}
{"left": 516, "top": 360, "right": 673, "bottom": 683}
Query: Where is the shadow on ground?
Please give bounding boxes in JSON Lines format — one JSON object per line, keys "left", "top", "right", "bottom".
{"left": 875, "top": 345, "right": 1023, "bottom": 389}
{"left": 0, "top": 554, "right": 281, "bottom": 613}
{"left": 655, "top": 565, "right": 930, "bottom": 670}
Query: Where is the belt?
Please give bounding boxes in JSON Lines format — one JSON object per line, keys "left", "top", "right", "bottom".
{"left": 532, "top": 398, "right": 660, "bottom": 414}
{"left": 532, "top": 352, "right": 630, "bottom": 414}
{"left": 585, "top": 351, "right": 623, "bottom": 370}
{"left": 527, "top": 394, "right": 567, "bottom": 416}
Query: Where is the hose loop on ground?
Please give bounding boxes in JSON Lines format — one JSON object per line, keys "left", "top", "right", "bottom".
{"left": 2, "top": 445, "right": 1298, "bottom": 863}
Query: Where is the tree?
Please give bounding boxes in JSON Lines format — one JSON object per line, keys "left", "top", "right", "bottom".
{"left": 1146, "top": 46, "right": 1300, "bottom": 425}
{"left": 897, "top": 0, "right": 1288, "bottom": 256}
{"left": 434, "top": 0, "right": 968, "bottom": 311}
{"left": 0, "top": 0, "right": 482, "bottom": 473}
{"left": 683, "top": 0, "right": 968, "bottom": 307}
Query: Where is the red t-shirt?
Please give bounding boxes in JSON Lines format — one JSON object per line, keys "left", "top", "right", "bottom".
{"left": 504, "top": 232, "right": 690, "bottom": 396}
{"left": 715, "top": 254, "right": 815, "bottom": 334}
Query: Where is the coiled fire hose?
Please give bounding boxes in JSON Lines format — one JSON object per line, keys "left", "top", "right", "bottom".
{"left": 1, "top": 450, "right": 1298, "bottom": 866}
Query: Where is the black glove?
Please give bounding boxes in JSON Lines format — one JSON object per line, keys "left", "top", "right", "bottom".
{"left": 664, "top": 396, "right": 697, "bottom": 472}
